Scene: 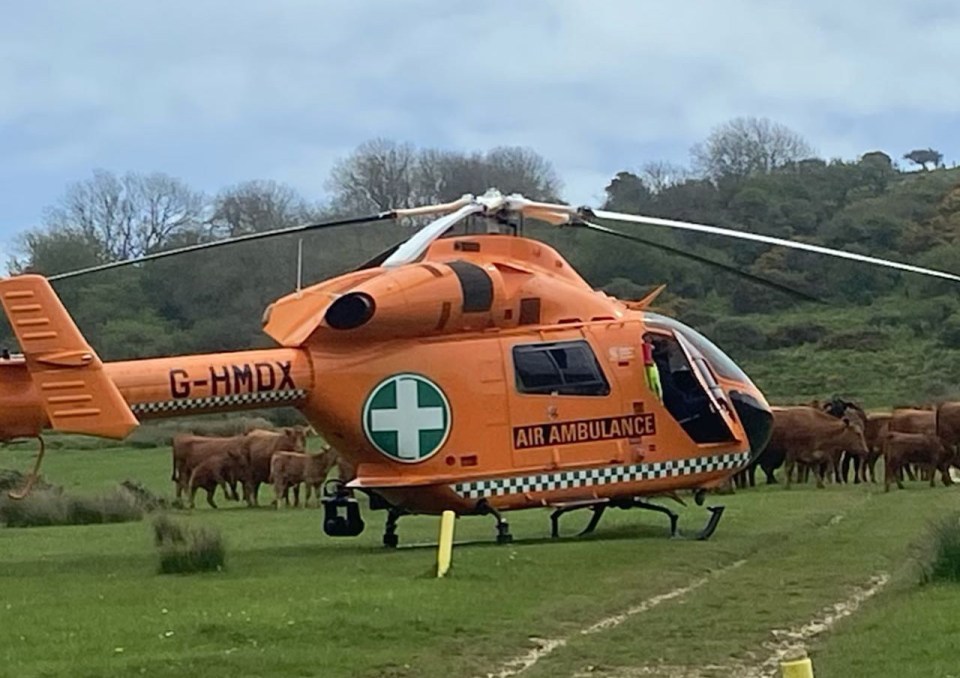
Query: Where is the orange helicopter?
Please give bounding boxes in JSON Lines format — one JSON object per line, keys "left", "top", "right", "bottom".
{"left": 2, "top": 190, "right": 958, "bottom": 546}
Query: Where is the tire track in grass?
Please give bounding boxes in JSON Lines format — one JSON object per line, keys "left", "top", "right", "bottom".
{"left": 749, "top": 572, "right": 890, "bottom": 678}
{"left": 567, "top": 572, "right": 889, "bottom": 678}
{"left": 482, "top": 560, "right": 747, "bottom": 678}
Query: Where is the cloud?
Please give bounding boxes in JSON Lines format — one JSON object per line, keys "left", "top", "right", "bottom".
{"left": 1, "top": 0, "right": 959, "bottom": 247}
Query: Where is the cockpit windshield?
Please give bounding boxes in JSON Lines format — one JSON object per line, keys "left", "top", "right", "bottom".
{"left": 643, "top": 312, "right": 754, "bottom": 385}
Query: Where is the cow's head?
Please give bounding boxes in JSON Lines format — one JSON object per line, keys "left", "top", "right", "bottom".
{"left": 840, "top": 416, "right": 868, "bottom": 455}
{"left": 279, "top": 426, "right": 308, "bottom": 453}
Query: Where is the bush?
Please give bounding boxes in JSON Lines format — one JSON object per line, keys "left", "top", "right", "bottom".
{"left": 920, "top": 514, "right": 960, "bottom": 584}
{"left": 0, "top": 488, "right": 143, "bottom": 527}
{"left": 0, "top": 469, "right": 55, "bottom": 494}
{"left": 939, "top": 313, "right": 960, "bottom": 349}
{"left": 766, "top": 322, "right": 827, "bottom": 348}
{"left": 709, "top": 317, "right": 767, "bottom": 351}
{"left": 154, "top": 516, "right": 226, "bottom": 574}
{"left": 120, "top": 480, "right": 180, "bottom": 511}
{"left": 819, "top": 329, "right": 889, "bottom": 351}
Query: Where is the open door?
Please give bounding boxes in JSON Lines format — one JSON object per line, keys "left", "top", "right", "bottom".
{"left": 642, "top": 327, "right": 738, "bottom": 444}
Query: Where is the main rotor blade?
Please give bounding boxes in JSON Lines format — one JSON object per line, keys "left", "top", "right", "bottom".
{"left": 49, "top": 211, "right": 397, "bottom": 281}
{"left": 580, "top": 220, "right": 823, "bottom": 303}
{"left": 383, "top": 203, "right": 485, "bottom": 267}
{"left": 590, "top": 209, "right": 960, "bottom": 284}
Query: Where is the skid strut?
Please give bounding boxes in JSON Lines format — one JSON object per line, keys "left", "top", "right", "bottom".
{"left": 477, "top": 499, "right": 513, "bottom": 544}
{"left": 382, "top": 506, "right": 407, "bottom": 548}
{"left": 550, "top": 496, "right": 726, "bottom": 540}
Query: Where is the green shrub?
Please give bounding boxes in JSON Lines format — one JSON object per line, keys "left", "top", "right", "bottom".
{"left": 0, "top": 488, "right": 143, "bottom": 527}
{"left": 120, "top": 480, "right": 179, "bottom": 512}
{"left": 0, "top": 469, "right": 55, "bottom": 494}
{"left": 152, "top": 513, "right": 187, "bottom": 546}
{"left": 766, "top": 322, "right": 827, "bottom": 348}
{"left": 819, "top": 329, "right": 889, "bottom": 351}
{"left": 939, "top": 313, "right": 960, "bottom": 349}
{"left": 920, "top": 514, "right": 960, "bottom": 584}
{"left": 154, "top": 516, "right": 225, "bottom": 575}
{"left": 709, "top": 317, "right": 767, "bottom": 351}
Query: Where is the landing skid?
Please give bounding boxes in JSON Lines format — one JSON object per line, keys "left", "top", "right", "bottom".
{"left": 549, "top": 497, "right": 726, "bottom": 541}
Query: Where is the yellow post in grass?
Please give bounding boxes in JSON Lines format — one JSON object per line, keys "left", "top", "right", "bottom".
{"left": 437, "top": 510, "right": 455, "bottom": 577}
{"left": 781, "top": 656, "right": 814, "bottom": 678}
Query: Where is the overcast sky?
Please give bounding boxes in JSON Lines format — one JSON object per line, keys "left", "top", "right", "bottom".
{"left": 2, "top": 0, "right": 959, "bottom": 266}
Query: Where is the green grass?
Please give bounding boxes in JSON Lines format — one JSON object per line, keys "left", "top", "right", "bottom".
{"left": 718, "top": 295, "right": 960, "bottom": 408}
{"left": 1, "top": 445, "right": 960, "bottom": 677}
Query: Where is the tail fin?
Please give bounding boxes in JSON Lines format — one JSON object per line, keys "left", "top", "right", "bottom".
{"left": 0, "top": 274, "right": 139, "bottom": 438}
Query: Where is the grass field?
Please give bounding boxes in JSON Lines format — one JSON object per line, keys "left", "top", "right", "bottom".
{"left": 1, "top": 444, "right": 960, "bottom": 678}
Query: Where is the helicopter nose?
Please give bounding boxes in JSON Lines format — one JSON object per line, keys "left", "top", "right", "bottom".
{"left": 730, "top": 390, "right": 773, "bottom": 464}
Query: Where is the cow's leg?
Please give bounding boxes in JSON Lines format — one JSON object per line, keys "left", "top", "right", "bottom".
{"left": 206, "top": 486, "right": 218, "bottom": 509}
{"left": 784, "top": 458, "right": 794, "bottom": 489}
{"left": 293, "top": 484, "right": 301, "bottom": 508}
{"left": 273, "top": 479, "right": 284, "bottom": 509}
{"left": 838, "top": 453, "right": 850, "bottom": 483}
{"left": 762, "top": 463, "right": 777, "bottom": 485}
{"left": 905, "top": 464, "right": 917, "bottom": 482}
{"left": 814, "top": 461, "right": 826, "bottom": 489}
{"left": 189, "top": 485, "right": 198, "bottom": 509}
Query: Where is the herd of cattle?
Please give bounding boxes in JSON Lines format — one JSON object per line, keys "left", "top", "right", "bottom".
{"left": 170, "top": 397, "right": 960, "bottom": 510}
{"left": 734, "top": 398, "right": 960, "bottom": 491}
{"left": 171, "top": 426, "right": 352, "bottom": 508}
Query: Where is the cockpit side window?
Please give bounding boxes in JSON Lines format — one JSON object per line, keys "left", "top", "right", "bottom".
{"left": 643, "top": 312, "right": 753, "bottom": 384}
{"left": 513, "top": 340, "right": 610, "bottom": 396}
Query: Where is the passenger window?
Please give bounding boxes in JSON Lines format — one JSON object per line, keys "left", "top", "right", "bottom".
{"left": 513, "top": 341, "right": 610, "bottom": 396}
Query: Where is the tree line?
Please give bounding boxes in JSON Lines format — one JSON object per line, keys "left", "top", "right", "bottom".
{"left": 4, "top": 117, "right": 959, "bottom": 365}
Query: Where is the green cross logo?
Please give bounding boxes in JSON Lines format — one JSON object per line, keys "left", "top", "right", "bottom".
{"left": 362, "top": 373, "right": 451, "bottom": 463}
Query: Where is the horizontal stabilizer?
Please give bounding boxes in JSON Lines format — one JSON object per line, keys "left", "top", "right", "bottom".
{"left": 0, "top": 275, "right": 139, "bottom": 438}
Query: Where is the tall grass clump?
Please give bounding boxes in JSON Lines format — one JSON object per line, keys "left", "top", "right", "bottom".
{"left": 153, "top": 515, "right": 226, "bottom": 574}
{"left": 919, "top": 513, "right": 960, "bottom": 584}
{"left": 0, "top": 487, "right": 143, "bottom": 527}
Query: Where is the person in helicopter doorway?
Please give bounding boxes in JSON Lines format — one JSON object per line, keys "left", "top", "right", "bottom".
{"left": 649, "top": 336, "right": 709, "bottom": 424}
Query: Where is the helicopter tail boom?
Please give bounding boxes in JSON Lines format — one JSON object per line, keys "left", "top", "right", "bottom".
{"left": 0, "top": 275, "right": 313, "bottom": 441}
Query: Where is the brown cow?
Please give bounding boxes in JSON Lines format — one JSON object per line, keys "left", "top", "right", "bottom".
{"left": 935, "top": 401, "right": 960, "bottom": 459}
{"left": 889, "top": 407, "right": 937, "bottom": 482}
{"left": 171, "top": 434, "right": 246, "bottom": 501}
{"left": 862, "top": 413, "right": 892, "bottom": 483}
{"left": 188, "top": 448, "right": 249, "bottom": 509}
{"left": 242, "top": 427, "right": 308, "bottom": 506}
{"left": 883, "top": 431, "right": 950, "bottom": 492}
{"left": 779, "top": 408, "right": 868, "bottom": 489}
{"left": 269, "top": 447, "right": 339, "bottom": 508}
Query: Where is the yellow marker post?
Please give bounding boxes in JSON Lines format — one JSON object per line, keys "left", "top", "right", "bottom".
{"left": 780, "top": 656, "right": 814, "bottom": 678}
{"left": 437, "top": 510, "right": 455, "bottom": 577}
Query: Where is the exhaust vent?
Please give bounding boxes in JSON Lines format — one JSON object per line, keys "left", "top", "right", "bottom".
{"left": 325, "top": 293, "right": 375, "bottom": 330}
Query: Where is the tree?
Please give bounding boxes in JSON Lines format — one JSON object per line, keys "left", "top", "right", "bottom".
{"left": 903, "top": 148, "right": 943, "bottom": 171}
{"left": 328, "top": 139, "right": 562, "bottom": 211}
{"left": 641, "top": 161, "right": 690, "bottom": 193}
{"left": 42, "top": 170, "right": 205, "bottom": 260}
{"left": 210, "top": 180, "right": 313, "bottom": 236}
{"left": 327, "top": 138, "right": 418, "bottom": 212}
{"left": 603, "top": 171, "right": 652, "bottom": 212}
{"left": 691, "top": 117, "right": 815, "bottom": 180}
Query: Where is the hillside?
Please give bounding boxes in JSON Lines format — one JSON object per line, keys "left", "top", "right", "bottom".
{"left": 3, "top": 153, "right": 960, "bottom": 410}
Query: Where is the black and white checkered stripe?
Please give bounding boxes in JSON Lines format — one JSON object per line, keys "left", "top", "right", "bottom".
{"left": 131, "top": 388, "right": 308, "bottom": 415}
{"left": 451, "top": 451, "right": 750, "bottom": 500}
